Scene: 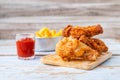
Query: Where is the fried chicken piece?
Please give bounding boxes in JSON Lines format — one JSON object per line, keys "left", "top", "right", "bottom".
{"left": 56, "top": 37, "right": 99, "bottom": 61}
{"left": 62, "top": 24, "right": 103, "bottom": 38}
{"left": 81, "top": 24, "right": 103, "bottom": 37}
{"left": 79, "top": 35, "right": 108, "bottom": 54}
{"left": 59, "top": 24, "right": 108, "bottom": 61}
{"left": 62, "top": 25, "right": 73, "bottom": 37}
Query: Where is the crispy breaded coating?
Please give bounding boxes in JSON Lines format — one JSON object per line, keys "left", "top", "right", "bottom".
{"left": 81, "top": 24, "right": 103, "bottom": 37}
{"left": 57, "top": 24, "right": 108, "bottom": 61}
{"left": 56, "top": 37, "right": 99, "bottom": 61}
{"left": 79, "top": 35, "right": 108, "bottom": 54}
{"left": 62, "top": 24, "right": 103, "bottom": 38}
{"left": 62, "top": 25, "right": 73, "bottom": 37}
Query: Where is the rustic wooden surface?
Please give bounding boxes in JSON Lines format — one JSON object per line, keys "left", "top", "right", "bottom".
{"left": 0, "top": 0, "right": 120, "bottom": 39}
{"left": 0, "top": 16, "right": 120, "bottom": 39}
{"left": 0, "top": 0, "right": 120, "bottom": 17}
{"left": 0, "top": 39, "right": 120, "bottom": 80}
{"left": 0, "top": 0, "right": 120, "bottom": 79}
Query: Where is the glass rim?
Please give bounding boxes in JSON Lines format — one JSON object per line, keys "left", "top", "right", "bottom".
{"left": 16, "top": 33, "right": 35, "bottom": 36}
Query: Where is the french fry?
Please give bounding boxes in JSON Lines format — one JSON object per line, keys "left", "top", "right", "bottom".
{"left": 35, "top": 27, "right": 62, "bottom": 38}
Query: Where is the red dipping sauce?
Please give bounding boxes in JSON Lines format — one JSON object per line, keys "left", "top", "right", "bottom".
{"left": 16, "top": 38, "right": 35, "bottom": 58}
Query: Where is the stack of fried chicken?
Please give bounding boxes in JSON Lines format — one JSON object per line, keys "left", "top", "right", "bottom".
{"left": 56, "top": 24, "right": 108, "bottom": 61}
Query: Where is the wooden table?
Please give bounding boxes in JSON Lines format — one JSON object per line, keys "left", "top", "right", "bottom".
{"left": 0, "top": 38, "right": 120, "bottom": 80}
{"left": 0, "top": 0, "right": 120, "bottom": 79}
{"left": 0, "top": 14, "right": 120, "bottom": 80}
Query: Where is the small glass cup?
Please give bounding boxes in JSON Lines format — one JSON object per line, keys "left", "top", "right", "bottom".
{"left": 16, "top": 33, "right": 35, "bottom": 60}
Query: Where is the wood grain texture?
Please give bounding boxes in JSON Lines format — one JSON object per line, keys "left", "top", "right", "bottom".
{"left": 41, "top": 52, "right": 112, "bottom": 70}
{"left": 0, "top": 16, "right": 120, "bottom": 39}
{"left": 0, "top": 0, "right": 120, "bottom": 17}
{"left": 0, "top": 1, "right": 120, "bottom": 78}
{"left": 1, "top": 0, "right": 120, "bottom": 4}
{"left": 0, "top": 0, "right": 120, "bottom": 39}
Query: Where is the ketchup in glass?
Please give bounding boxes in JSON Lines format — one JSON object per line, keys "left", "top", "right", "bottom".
{"left": 16, "top": 33, "right": 35, "bottom": 60}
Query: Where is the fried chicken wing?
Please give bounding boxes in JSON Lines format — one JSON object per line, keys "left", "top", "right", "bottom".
{"left": 56, "top": 37, "right": 99, "bottom": 61}
{"left": 79, "top": 35, "right": 108, "bottom": 54}
{"left": 62, "top": 24, "right": 103, "bottom": 38}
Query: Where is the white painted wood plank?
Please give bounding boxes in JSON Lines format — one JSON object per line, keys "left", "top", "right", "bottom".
{"left": 0, "top": 39, "right": 120, "bottom": 55}
{"left": 0, "top": 23, "right": 119, "bottom": 39}
{"left": 1, "top": 16, "right": 120, "bottom": 23}
{"left": 0, "top": 2, "right": 120, "bottom": 17}
{"left": 0, "top": 56, "right": 120, "bottom": 80}
{"left": 0, "top": 16, "right": 120, "bottom": 39}
{"left": 0, "top": 0, "right": 120, "bottom": 4}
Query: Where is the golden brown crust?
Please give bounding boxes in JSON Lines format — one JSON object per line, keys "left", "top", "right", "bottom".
{"left": 79, "top": 35, "right": 108, "bottom": 54}
{"left": 57, "top": 24, "right": 108, "bottom": 61}
{"left": 41, "top": 24, "right": 111, "bottom": 70}
{"left": 62, "top": 24, "right": 103, "bottom": 38}
{"left": 62, "top": 25, "right": 73, "bottom": 37}
{"left": 82, "top": 24, "right": 103, "bottom": 37}
{"left": 56, "top": 37, "right": 99, "bottom": 61}
{"left": 62, "top": 24, "right": 108, "bottom": 52}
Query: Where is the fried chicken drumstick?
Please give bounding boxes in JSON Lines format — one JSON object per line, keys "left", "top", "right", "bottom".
{"left": 62, "top": 24, "right": 103, "bottom": 39}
